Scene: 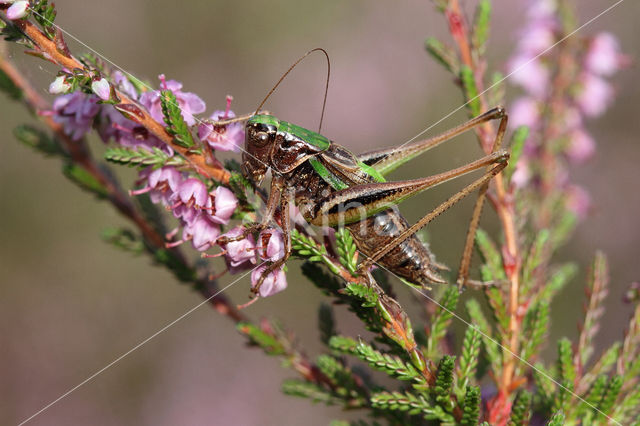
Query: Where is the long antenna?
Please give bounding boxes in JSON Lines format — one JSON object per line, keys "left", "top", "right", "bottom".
{"left": 254, "top": 48, "right": 331, "bottom": 133}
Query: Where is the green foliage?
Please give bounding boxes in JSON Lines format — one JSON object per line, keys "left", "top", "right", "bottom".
{"left": 160, "top": 90, "right": 195, "bottom": 148}
{"left": 426, "top": 286, "right": 459, "bottom": 357}
{"left": 282, "top": 379, "right": 341, "bottom": 406}
{"left": 460, "top": 65, "right": 481, "bottom": 117}
{"left": 509, "top": 390, "right": 532, "bottom": 425}
{"left": 460, "top": 386, "right": 481, "bottom": 425}
{"left": 14, "top": 125, "right": 66, "bottom": 157}
{"left": 31, "top": 0, "right": 58, "bottom": 39}
{"left": 519, "top": 300, "right": 549, "bottom": 368}
{"left": 539, "top": 263, "right": 577, "bottom": 303}
{"left": 466, "top": 299, "right": 501, "bottom": 378}
{"left": 354, "top": 340, "right": 424, "bottom": 383}
{"left": 521, "top": 229, "right": 550, "bottom": 297}
{"left": 472, "top": 0, "right": 491, "bottom": 54}
{"left": 475, "top": 228, "right": 507, "bottom": 281}
{"left": 578, "top": 252, "right": 609, "bottom": 367}
{"left": 434, "top": 356, "right": 455, "bottom": 407}
{"left": 456, "top": 326, "right": 481, "bottom": 395}
{"left": 237, "top": 322, "right": 285, "bottom": 356}
{"left": 598, "top": 374, "right": 622, "bottom": 416}
{"left": 371, "top": 391, "right": 451, "bottom": 421}
{"left": 547, "top": 412, "right": 565, "bottom": 426}
{"left": 344, "top": 282, "right": 378, "bottom": 308}
{"left": 0, "top": 68, "right": 22, "bottom": 100}
{"left": 424, "top": 37, "right": 459, "bottom": 74}
{"left": 553, "top": 338, "right": 575, "bottom": 413}
{"left": 329, "top": 335, "right": 359, "bottom": 355}
{"left": 101, "top": 227, "right": 144, "bottom": 254}
{"left": 291, "top": 230, "right": 342, "bottom": 275}
{"left": 62, "top": 163, "right": 109, "bottom": 198}
{"left": 335, "top": 228, "right": 358, "bottom": 275}
{"left": 104, "top": 146, "right": 186, "bottom": 168}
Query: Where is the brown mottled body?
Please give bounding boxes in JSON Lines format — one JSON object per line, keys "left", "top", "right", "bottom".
{"left": 288, "top": 146, "right": 447, "bottom": 287}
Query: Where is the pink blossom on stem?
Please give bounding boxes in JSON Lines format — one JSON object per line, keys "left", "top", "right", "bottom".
{"left": 139, "top": 75, "right": 206, "bottom": 126}
{"left": 207, "top": 186, "right": 238, "bottom": 225}
{"left": 183, "top": 214, "right": 221, "bottom": 252}
{"left": 170, "top": 178, "right": 209, "bottom": 224}
{"left": 585, "top": 32, "right": 625, "bottom": 77}
{"left": 251, "top": 264, "right": 287, "bottom": 298}
{"left": 508, "top": 55, "right": 550, "bottom": 98}
{"left": 510, "top": 158, "right": 531, "bottom": 189}
{"left": 6, "top": 1, "right": 29, "bottom": 20}
{"left": 112, "top": 71, "right": 138, "bottom": 100}
{"left": 566, "top": 128, "right": 596, "bottom": 164}
{"left": 566, "top": 185, "right": 591, "bottom": 219}
{"left": 509, "top": 97, "right": 540, "bottom": 129}
{"left": 219, "top": 226, "right": 256, "bottom": 272}
{"left": 258, "top": 228, "right": 285, "bottom": 262}
{"left": 198, "top": 97, "right": 244, "bottom": 153}
{"left": 48, "top": 76, "right": 72, "bottom": 95}
{"left": 49, "top": 92, "right": 101, "bottom": 141}
{"left": 131, "top": 166, "right": 182, "bottom": 205}
{"left": 91, "top": 78, "right": 111, "bottom": 101}
{"left": 576, "top": 73, "right": 615, "bottom": 118}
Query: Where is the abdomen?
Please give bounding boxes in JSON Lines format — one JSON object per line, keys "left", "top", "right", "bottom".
{"left": 345, "top": 206, "right": 447, "bottom": 288}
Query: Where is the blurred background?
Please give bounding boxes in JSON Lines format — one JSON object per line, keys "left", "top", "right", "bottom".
{"left": 1, "top": 0, "right": 638, "bottom": 424}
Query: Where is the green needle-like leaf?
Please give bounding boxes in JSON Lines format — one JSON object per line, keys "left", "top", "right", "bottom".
{"left": 160, "top": 90, "right": 195, "bottom": 148}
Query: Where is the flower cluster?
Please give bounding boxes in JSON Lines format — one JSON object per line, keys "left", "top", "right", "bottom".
{"left": 45, "top": 70, "right": 286, "bottom": 297}
{"left": 507, "top": 0, "right": 627, "bottom": 218}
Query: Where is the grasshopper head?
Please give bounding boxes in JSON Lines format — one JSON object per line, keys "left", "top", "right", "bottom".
{"left": 242, "top": 115, "right": 279, "bottom": 186}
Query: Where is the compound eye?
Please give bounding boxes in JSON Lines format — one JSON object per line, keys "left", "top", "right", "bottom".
{"left": 255, "top": 131, "right": 270, "bottom": 145}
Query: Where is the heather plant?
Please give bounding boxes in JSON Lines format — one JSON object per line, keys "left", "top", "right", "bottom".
{"left": 1, "top": 0, "right": 637, "bottom": 424}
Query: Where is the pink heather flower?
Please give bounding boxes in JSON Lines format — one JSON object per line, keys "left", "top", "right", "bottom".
{"left": 219, "top": 226, "right": 257, "bottom": 272}
{"left": 576, "top": 74, "right": 614, "bottom": 118}
{"left": 509, "top": 97, "right": 540, "bottom": 129}
{"left": 112, "top": 71, "right": 138, "bottom": 100}
{"left": 48, "top": 76, "right": 72, "bottom": 95}
{"left": 566, "top": 185, "right": 591, "bottom": 220}
{"left": 183, "top": 214, "right": 221, "bottom": 252}
{"left": 251, "top": 264, "right": 287, "bottom": 298}
{"left": 207, "top": 186, "right": 238, "bottom": 225}
{"left": 98, "top": 105, "right": 171, "bottom": 153}
{"left": 175, "top": 178, "right": 209, "bottom": 207}
{"left": 527, "top": 0, "right": 556, "bottom": 19}
{"left": 6, "top": 1, "right": 29, "bottom": 20}
{"left": 130, "top": 166, "right": 182, "bottom": 205}
{"left": 198, "top": 111, "right": 244, "bottom": 153}
{"left": 585, "top": 32, "right": 624, "bottom": 77}
{"left": 508, "top": 55, "right": 550, "bottom": 98}
{"left": 169, "top": 178, "right": 209, "bottom": 224}
{"left": 566, "top": 129, "right": 596, "bottom": 164}
{"left": 139, "top": 75, "right": 206, "bottom": 126}
{"left": 50, "top": 92, "right": 101, "bottom": 140}
{"left": 518, "top": 22, "right": 556, "bottom": 55}
{"left": 258, "top": 228, "right": 285, "bottom": 262}
{"left": 91, "top": 78, "right": 111, "bottom": 101}
{"left": 510, "top": 158, "right": 531, "bottom": 189}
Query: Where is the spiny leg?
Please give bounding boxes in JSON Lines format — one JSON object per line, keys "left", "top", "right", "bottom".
{"left": 456, "top": 111, "right": 508, "bottom": 289}
{"left": 217, "top": 175, "right": 284, "bottom": 244}
{"left": 308, "top": 149, "right": 509, "bottom": 228}
{"left": 251, "top": 187, "right": 293, "bottom": 296}
{"left": 359, "top": 107, "right": 506, "bottom": 176}
{"left": 356, "top": 161, "right": 508, "bottom": 282}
